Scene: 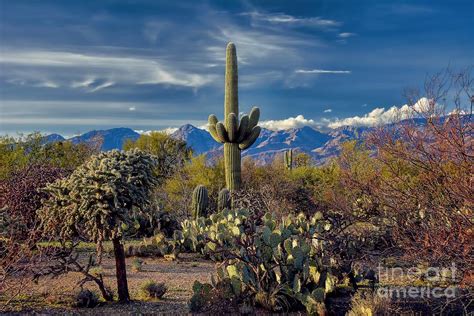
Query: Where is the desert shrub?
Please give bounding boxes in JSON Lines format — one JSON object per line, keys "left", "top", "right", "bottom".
{"left": 131, "top": 258, "right": 143, "bottom": 272}
{"left": 237, "top": 159, "right": 318, "bottom": 217}
{"left": 348, "top": 291, "right": 394, "bottom": 316}
{"left": 154, "top": 210, "right": 180, "bottom": 237}
{"left": 121, "top": 208, "right": 179, "bottom": 238}
{"left": 38, "top": 149, "right": 159, "bottom": 302}
{"left": 0, "top": 164, "right": 70, "bottom": 240}
{"left": 139, "top": 280, "right": 167, "bottom": 300}
{"left": 125, "top": 233, "right": 178, "bottom": 259}
{"left": 351, "top": 70, "right": 474, "bottom": 281}
{"left": 89, "top": 266, "right": 103, "bottom": 278}
{"left": 74, "top": 289, "right": 100, "bottom": 308}
{"left": 367, "top": 113, "right": 473, "bottom": 277}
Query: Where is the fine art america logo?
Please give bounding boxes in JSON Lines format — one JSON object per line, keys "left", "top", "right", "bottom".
{"left": 375, "top": 263, "right": 459, "bottom": 299}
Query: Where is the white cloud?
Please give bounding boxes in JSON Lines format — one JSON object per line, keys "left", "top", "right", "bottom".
{"left": 71, "top": 77, "right": 95, "bottom": 88}
{"left": 338, "top": 32, "right": 356, "bottom": 38}
{"left": 7, "top": 78, "right": 59, "bottom": 88}
{"left": 0, "top": 50, "right": 215, "bottom": 90}
{"left": 295, "top": 69, "right": 351, "bottom": 74}
{"left": 35, "top": 80, "right": 59, "bottom": 88}
{"left": 260, "top": 115, "right": 323, "bottom": 130}
{"left": 327, "top": 97, "right": 431, "bottom": 128}
{"left": 129, "top": 106, "right": 136, "bottom": 111}
{"left": 89, "top": 81, "right": 115, "bottom": 92}
{"left": 242, "top": 11, "right": 340, "bottom": 27}
{"left": 323, "top": 109, "right": 332, "bottom": 113}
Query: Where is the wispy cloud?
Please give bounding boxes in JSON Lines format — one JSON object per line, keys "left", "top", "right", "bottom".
{"left": 338, "top": 32, "right": 356, "bottom": 38}
{"left": 242, "top": 11, "right": 341, "bottom": 28}
{"left": 323, "top": 109, "right": 332, "bottom": 113}
{"left": 89, "top": 81, "right": 115, "bottom": 92}
{"left": 7, "top": 78, "right": 60, "bottom": 88}
{"left": 295, "top": 69, "right": 351, "bottom": 74}
{"left": 1, "top": 50, "right": 215, "bottom": 90}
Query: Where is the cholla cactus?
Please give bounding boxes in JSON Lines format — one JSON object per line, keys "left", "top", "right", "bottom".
{"left": 208, "top": 43, "right": 261, "bottom": 191}
{"left": 38, "top": 149, "right": 158, "bottom": 303}
{"left": 192, "top": 185, "right": 209, "bottom": 219}
{"left": 284, "top": 149, "right": 293, "bottom": 171}
{"left": 217, "top": 188, "right": 231, "bottom": 211}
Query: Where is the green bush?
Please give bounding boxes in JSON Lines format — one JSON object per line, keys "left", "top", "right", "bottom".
{"left": 125, "top": 233, "right": 179, "bottom": 259}
{"left": 74, "top": 289, "right": 99, "bottom": 308}
{"left": 131, "top": 258, "right": 143, "bottom": 272}
{"left": 139, "top": 280, "right": 167, "bottom": 300}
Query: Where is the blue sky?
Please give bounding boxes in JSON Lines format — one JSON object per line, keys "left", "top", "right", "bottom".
{"left": 0, "top": 0, "right": 473, "bottom": 136}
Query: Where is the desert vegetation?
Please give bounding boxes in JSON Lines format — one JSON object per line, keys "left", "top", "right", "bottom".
{"left": 1, "top": 44, "right": 473, "bottom": 315}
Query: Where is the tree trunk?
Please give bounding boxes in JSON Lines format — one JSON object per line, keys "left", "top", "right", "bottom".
{"left": 112, "top": 237, "right": 130, "bottom": 303}
{"left": 94, "top": 278, "right": 113, "bottom": 302}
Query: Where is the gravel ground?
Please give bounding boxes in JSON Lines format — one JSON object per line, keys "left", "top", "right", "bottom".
{"left": 1, "top": 253, "right": 215, "bottom": 315}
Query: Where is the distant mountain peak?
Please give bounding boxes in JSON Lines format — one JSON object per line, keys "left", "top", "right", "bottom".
{"left": 68, "top": 127, "right": 139, "bottom": 151}
{"left": 39, "top": 116, "right": 451, "bottom": 165}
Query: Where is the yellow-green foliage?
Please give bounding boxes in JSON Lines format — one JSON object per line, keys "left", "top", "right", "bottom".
{"left": 123, "top": 131, "right": 191, "bottom": 181}
{"left": 0, "top": 133, "right": 94, "bottom": 179}
{"left": 161, "top": 155, "right": 225, "bottom": 218}
{"left": 348, "top": 291, "right": 393, "bottom": 316}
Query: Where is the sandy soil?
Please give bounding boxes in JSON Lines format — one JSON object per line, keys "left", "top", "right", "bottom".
{"left": 1, "top": 253, "right": 215, "bottom": 314}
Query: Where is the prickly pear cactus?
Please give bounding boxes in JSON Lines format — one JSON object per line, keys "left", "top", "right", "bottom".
{"left": 192, "top": 185, "right": 209, "bottom": 219}
{"left": 208, "top": 43, "right": 261, "bottom": 191}
{"left": 218, "top": 188, "right": 232, "bottom": 211}
{"left": 185, "top": 210, "right": 338, "bottom": 313}
{"left": 284, "top": 149, "right": 293, "bottom": 171}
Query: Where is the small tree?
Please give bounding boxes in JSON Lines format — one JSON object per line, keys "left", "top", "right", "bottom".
{"left": 38, "top": 149, "right": 158, "bottom": 302}
{"left": 123, "top": 131, "right": 192, "bottom": 181}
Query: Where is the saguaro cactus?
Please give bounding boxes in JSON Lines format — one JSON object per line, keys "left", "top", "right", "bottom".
{"left": 208, "top": 43, "right": 261, "bottom": 191}
{"left": 218, "top": 188, "right": 232, "bottom": 211}
{"left": 284, "top": 149, "right": 293, "bottom": 171}
{"left": 192, "top": 185, "right": 209, "bottom": 219}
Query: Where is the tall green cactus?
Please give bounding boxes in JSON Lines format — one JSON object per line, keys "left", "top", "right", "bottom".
{"left": 284, "top": 149, "right": 293, "bottom": 171}
{"left": 217, "top": 188, "right": 231, "bottom": 211}
{"left": 192, "top": 185, "right": 208, "bottom": 219}
{"left": 208, "top": 43, "right": 261, "bottom": 191}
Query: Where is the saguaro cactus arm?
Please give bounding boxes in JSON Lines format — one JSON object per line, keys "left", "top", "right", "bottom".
{"left": 239, "top": 126, "right": 261, "bottom": 150}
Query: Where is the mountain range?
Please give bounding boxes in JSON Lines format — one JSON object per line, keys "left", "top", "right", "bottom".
{"left": 42, "top": 124, "right": 376, "bottom": 164}
{"left": 46, "top": 115, "right": 473, "bottom": 164}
